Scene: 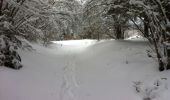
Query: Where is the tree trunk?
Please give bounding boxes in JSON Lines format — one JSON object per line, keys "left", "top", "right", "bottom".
{"left": 149, "top": 25, "right": 164, "bottom": 71}
{"left": 165, "top": 5, "right": 170, "bottom": 21}
{"left": 115, "top": 25, "right": 124, "bottom": 39}
{"left": 97, "top": 32, "right": 100, "bottom": 41}
{"left": 144, "top": 16, "right": 149, "bottom": 37}
{"left": 0, "top": 0, "right": 3, "bottom": 15}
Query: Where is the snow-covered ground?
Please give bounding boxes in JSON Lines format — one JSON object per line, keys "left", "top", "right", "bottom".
{"left": 0, "top": 38, "right": 170, "bottom": 100}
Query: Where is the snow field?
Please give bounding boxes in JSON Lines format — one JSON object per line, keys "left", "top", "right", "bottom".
{"left": 0, "top": 39, "right": 170, "bottom": 100}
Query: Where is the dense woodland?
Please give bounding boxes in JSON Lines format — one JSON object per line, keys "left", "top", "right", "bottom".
{"left": 0, "top": 0, "right": 170, "bottom": 71}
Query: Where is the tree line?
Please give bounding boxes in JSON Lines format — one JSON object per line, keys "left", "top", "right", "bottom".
{"left": 83, "top": 0, "right": 170, "bottom": 71}
{"left": 0, "top": 0, "right": 170, "bottom": 71}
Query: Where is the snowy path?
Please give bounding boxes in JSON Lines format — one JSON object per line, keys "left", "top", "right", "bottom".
{"left": 0, "top": 39, "right": 170, "bottom": 100}
{"left": 60, "top": 53, "right": 79, "bottom": 100}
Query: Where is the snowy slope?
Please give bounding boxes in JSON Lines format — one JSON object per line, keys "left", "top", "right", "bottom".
{"left": 0, "top": 39, "right": 169, "bottom": 100}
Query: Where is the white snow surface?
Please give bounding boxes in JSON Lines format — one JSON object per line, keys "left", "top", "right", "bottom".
{"left": 126, "top": 34, "right": 144, "bottom": 40}
{"left": 0, "top": 39, "right": 170, "bottom": 100}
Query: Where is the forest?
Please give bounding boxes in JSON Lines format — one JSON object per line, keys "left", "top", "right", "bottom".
{"left": 0, "top": 0, "right": 170, "bottom": 70}
{"left": 0, "top": 0, "right": 170, "bottom": 100}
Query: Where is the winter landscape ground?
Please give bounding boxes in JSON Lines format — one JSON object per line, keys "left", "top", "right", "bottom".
{"left": 0, "top": 0, "right": 170, "bottom": 100}
{"left": 0, "top": 37, "right": 170, "bottom": 100}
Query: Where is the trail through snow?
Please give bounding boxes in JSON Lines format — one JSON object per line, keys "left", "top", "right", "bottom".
{"left": 60, "top": 54, "right": 79, "bottom": 100}
{"left": 0, "top": 39, "right": 170, "bottom": 100}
